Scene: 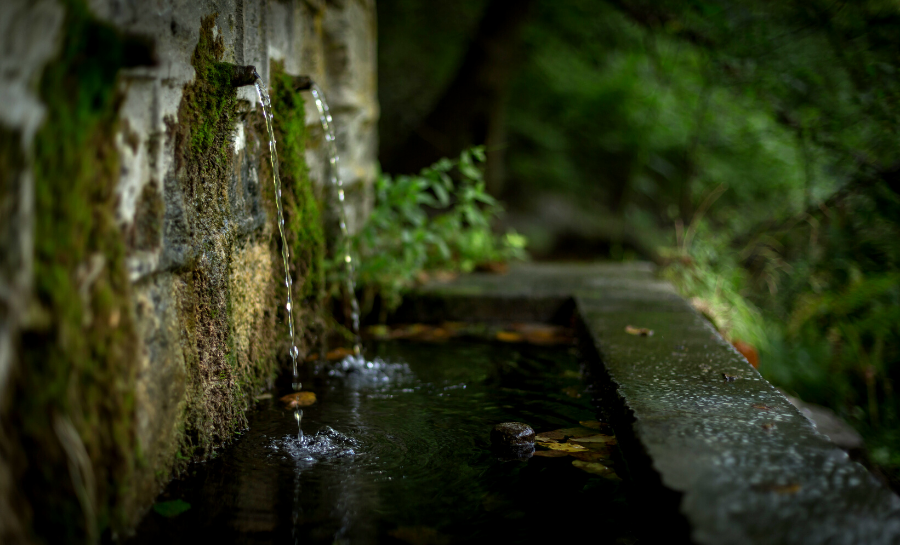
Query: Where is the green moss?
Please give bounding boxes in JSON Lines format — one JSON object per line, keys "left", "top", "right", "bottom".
{"left": 169, "top": 15, "right": 283, "bottom": 465}
{"left": 10, "top": 1, "right": 140, "bottom": 541}
{"left": 269, "top": 61, "right": 327, "bottom": 313}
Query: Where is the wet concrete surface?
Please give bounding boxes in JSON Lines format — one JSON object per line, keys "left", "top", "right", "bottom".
{"left": 400, "top": 262, "right": 900, "bottom": 545}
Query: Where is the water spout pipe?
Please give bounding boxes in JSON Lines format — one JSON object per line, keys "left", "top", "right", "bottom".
{"left": 293, "top": 75, "right": 313, "bottom": 92}
{"left": 226, "top": 64, "right": 259, "bottom": 88}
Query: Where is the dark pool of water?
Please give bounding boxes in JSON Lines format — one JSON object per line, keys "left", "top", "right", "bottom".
{"left": 127, "top": 341, "right": 637, "bottom": 544}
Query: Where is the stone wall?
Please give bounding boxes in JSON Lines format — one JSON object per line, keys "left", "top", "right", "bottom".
{"left": 0, "top": 0, "right": 377, "bottom": 541}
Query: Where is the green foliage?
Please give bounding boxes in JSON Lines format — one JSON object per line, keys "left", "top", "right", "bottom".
{"left": 348, "top": 147, "right": 527, "bottom": 313}
{"left": 378, "top": 0, "right": 900, "bottom": 470}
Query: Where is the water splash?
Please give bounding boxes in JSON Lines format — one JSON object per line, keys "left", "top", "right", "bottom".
{"left": 309, "top": 83, "right": 361, "bottom": 354}
{"left": 253, "top": 73, "right": 302, "bottom": 394}
{"left": 275, "top": 425, "right": 359, "bottom": 465}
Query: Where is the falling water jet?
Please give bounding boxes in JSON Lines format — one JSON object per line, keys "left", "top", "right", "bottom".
{"left": 308, "top": 82, "right": 362, "bottom": 355}
{"left": 251, "top": 70, "right": 303, "bottom": 392}
{"left": 295, "top": 409, "right": 304, "bottom": 442}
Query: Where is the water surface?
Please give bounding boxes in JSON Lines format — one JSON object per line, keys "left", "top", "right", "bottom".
{"left": 128, "top": 341, "right": 636, "bottom": 544}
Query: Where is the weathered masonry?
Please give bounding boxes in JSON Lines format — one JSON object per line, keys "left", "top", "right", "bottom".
{"left": 0, "top": 1, "right": 376, "bottom": 541}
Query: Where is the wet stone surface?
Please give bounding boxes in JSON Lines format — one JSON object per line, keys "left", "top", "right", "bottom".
{"left": 491, "top": 422, "right": 535, "bottom": 447}
{"left": 403, "top": 262, "right": 900, "bottom": 545}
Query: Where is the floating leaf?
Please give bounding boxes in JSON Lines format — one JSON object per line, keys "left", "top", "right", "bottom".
{"left": 572, "top": 460, "right": 616, "bottom": 476}
{"left": 535, "top": 427, "right": 597, "bottom": 442}
{"left": 532, "top": 450, "right": 570, "bottom": 458}
{"left": 571, "top": 450, "right": 612, "bottom": 463}
{"left": 625, "top": 325, "right": 654, "bottom": 336}
{"left": 570, "top": 434, "right": 617, "bottom": 445}
{"left": 751, "top": 403, "right": 774, "bottom": 411}
{"left": 761, "top": 423, "right": 776, "bottom": 431}
{"left": 496, "top": 331, "right": 523, "bottom": 343}
{"left": 578, "top": 420, "right": 611, "bottom": 431}
{"left": 153, "top": 499, "right": 191, "bottom": 518}
{"left": 280, "top": 391, "right": 317, "bottom": 408}
{"left": 536, "top": 441, "right": 588, "bottom": 452}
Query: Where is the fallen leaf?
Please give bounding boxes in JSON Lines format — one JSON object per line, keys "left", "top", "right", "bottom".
{"left": 570, "top": 434, "right": 617, "bottom": 446}
{"left": 625, "top": 325, "right": 654, "bottom": 336}
{"left": 331, "top": 347, "right": 357, "bottom": 360}
{"left": 761, "top": 423, "right": 776, "bottom": 431}
{"left": 535, "top": 427, "right": 598, "bottom": 442}
{"left": 280, "top": 391, "right": 317, "bottom": 408}
{"left": 579, "top": 420, "right": 611, "bottom": 431}
{"left": 496, "top": 331, "right": 523, "bottom": 343}
{"left": 532, "top": 450, "right": 570, "bottom": 458}
{"left": 562, "top": 386, "right": 582, "bottom": 399}
{"left": 572, "top": 460, "right": 615, "bottom": 476}
{"left": 570, "top": 450, "right": 612, "bottom": 463}
{"left": 536, "top": 441, "right": 588, "bottom": 452}
{"left": 153, "top": 499, "right": 191, "bottom": 518}
{"left": 732, "top": 339, "right": 759, "bottom": 368}
{"left": 751, "top": 403, "right": 774, "bottom": 411}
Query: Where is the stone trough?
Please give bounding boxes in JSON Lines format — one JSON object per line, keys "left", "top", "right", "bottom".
{"left": 396, "top": 262, "right": 900, "bottom": 545}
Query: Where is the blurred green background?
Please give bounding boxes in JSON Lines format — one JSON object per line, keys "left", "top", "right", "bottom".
{"left": 375, "top": 0, "right": 900, "bottom": 480}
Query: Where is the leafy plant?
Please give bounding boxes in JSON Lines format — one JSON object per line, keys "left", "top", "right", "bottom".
{"left": 340, "top": 147, "right": 527, "bottom": 317}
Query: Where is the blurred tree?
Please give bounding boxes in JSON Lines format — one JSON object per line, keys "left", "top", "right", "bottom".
{"left": 377, "top": 0, "right": 900, "bottom": 474}
{"left": 380, "top": 0, "right": 535, "bottom": 196}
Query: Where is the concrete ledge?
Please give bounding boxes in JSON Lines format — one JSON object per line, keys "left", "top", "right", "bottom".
{"left": 399, "top": 262, "right": 900, "bottom": 545}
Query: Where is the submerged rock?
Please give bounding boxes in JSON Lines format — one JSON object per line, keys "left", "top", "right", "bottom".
{"left": 491, "top": 422, "right": 535, "bottom": 447}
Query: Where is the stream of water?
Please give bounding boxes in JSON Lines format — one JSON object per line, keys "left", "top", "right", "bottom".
{"left": 253, "top": 74, "right": 302, "bottom": 393}
{"left": 127, "top": 341, "right": 637, "bottom": 544}
{"left": 309, "top": 83, "right": 361, "bottom": 352}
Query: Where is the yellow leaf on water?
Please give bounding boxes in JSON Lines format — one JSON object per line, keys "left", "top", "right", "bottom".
{"left": 535, "top": 427, "right": 597, "bottom": 442}
{"left": 570, "top": 434, "right": 617, "bottom": 445}
{"left": 578, "top": 420, "right": 610, "bottom": 430}
{"left": 572, "top": 460, "right": 612, "bottom": 474}
{"left": 571, "top": 450, "right": 612, "bottom": 463}
{"left": 280, "top": 391, "right": 317, "bottom": 408}
{"left": 536, "top": 441, "right": 588, "bottom": 452}
{"left": 572, "top": 460, "right": 620, "bottom": 480}
{"left": 532, "top": 450, "right": 570, "bottom": 458}
{"left": 496, "top": 331, "right": 523, "bottom": 342}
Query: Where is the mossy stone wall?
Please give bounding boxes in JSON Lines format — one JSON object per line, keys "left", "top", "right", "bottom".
{"left": 0, "top": 0, "right": 378, "bottom": 542}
